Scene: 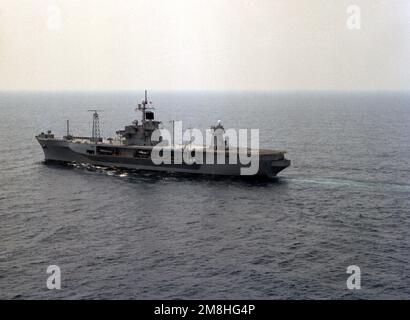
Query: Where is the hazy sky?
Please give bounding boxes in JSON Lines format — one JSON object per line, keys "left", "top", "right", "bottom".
{"left": 0, "top": 0, "right": 409, "bottom": 91}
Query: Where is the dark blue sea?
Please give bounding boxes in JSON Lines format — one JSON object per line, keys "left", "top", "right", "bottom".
{"left": 0, "top": 91, "right": 409, "bottom": 299}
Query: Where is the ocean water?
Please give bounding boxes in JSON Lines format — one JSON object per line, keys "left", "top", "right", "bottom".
{"left": 0, "top": 91, "right": 409, "bottom": 299}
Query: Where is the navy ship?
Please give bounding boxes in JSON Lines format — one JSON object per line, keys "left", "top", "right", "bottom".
{"left": 36, "top": 91, "right": 290, "bottom": 177}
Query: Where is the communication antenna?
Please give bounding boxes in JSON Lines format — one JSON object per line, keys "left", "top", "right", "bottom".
{"left": 187, "top": 126, "right": 194, "bottom": 145}
{"left": 87, "top": 109, "right": 103, "bottom": 141}
{"left": 169, "top": 120, "right": 176, "bottom": 147}
{"left": 66, "top": 120, "right": 70, "bottom": 137}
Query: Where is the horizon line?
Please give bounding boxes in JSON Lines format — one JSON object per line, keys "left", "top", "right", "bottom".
{"left": 0, "top": 89, "right": 409, "bottom": 94}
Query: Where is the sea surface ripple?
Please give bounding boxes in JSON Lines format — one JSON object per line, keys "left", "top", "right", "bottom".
{"left": 0, "top": 91, "right": 409, "bottom": 299}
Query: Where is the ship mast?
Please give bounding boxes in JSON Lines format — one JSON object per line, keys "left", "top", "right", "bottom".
{"left": 88, "top": 109, "right": 101, "bottom": 142}
{"left": 136, "top": 90, "right": 152, "bottom": 123}
{"left": 142, "top": 90, "right": 147, "bottom": 123}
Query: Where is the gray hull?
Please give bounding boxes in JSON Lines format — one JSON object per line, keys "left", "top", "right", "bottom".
{"left": 37, "top": 138, "right": 290, "bottom": 177}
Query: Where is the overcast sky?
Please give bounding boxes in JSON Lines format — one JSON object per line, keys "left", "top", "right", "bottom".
{"left": 0, "top": 0, "right": 409, "bottom": 91}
